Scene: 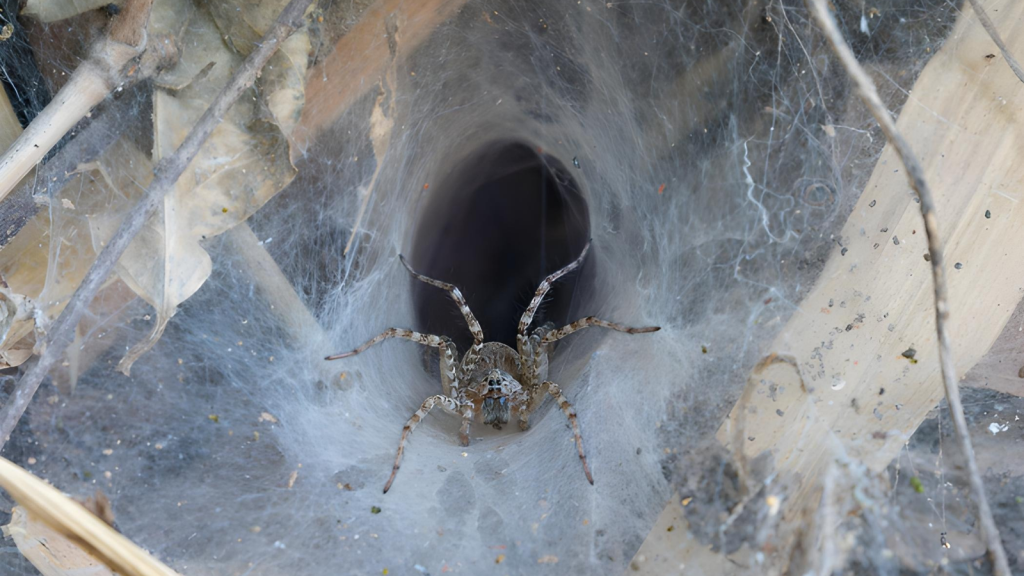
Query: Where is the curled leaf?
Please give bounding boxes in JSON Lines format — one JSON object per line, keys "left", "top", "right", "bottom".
{"left": 106, "top": 3, "right": 302, "bottom": 372}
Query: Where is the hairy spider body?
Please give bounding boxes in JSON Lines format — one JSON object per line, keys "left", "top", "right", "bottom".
{"left": 326, "top": 241, "right": 660, "bottom": 493}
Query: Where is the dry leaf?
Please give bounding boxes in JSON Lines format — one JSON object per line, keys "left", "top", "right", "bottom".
{"left": 4, "top": 507, "right": 116, "bottom": 576}
{"left": 0, "top": 286, "right": 41, "bottom": 369}
{"left": 79, "top": 490, "right": 116, "bottom": 527}
{"left": 0, "top": 210, "right": 99, "bottom": 368}
{"left": 50, "top": 280, "right": 137, "bottom": 395}
{"left": 204, "top": 0, "right": 293, "bottom": 56}
{"left": 344, "top": 78, "right": 394, "bottom": 254}
{"left": 19, "top": 0, "right": 111, "bottom": 23}
{"left": 0, "top": 458, "right": 181, "bottom": 576}
{"left": 1, "top": 0, "right": 308, "bottom": 376}
{"left": 107, "top": 3, "right": 300, "bottom": 373}
{"left": 150, "top": 0, "right": 224, "bottom": 92}
{"left": 0, "top": 83, "right": 38, "bottom": 369}
{"left": 261, "top": 29, "right": 311, "bottom": 143}
{"left": 0, "top": 82, "right": 20, "bottom": 150}
{"left": 203, "top": 0, "right": 311, "bottom": 158}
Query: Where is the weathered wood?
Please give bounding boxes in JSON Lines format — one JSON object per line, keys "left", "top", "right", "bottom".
{"left": 635, "top": 0, "right": 1024, "bottom": 568}
{"left": 290, "top": 0, "right": 468, "bottom": 162}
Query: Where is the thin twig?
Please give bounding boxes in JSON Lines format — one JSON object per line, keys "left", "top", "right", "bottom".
{"left": 967, "top": 0, "right": 1024, "bottom": 84}
{"left": 0, "top": 0, "right": 313, "bottom": 452}
{"left": 805, "top": 1, "right": 1011, "bottom": 574}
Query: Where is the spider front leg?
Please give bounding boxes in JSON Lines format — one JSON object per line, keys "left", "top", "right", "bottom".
{"left": 519, "top": 324, "right": 553, "bottom": 431}
{"left": 541, "top": 316, "right": 660, "bottom": 344}
{"left": 543, "top": 381, "right": 594, "bottom": 485}
{"left": 459, "top": 405, "right": 473, "bottom": 447}
{"left": 325, "top": 328, "right": 447, "bottom": 360}
{"left": 399, "top": 255, "right": 484, "bottom": 347}
{"left": 324, "top": 329, "right": 462, "bottom": 396}
{"left": 516, "top": 240, "right": 591, "bottom": 359}
{"left": 384, "top": 394, "right": 463, "bottom": 494}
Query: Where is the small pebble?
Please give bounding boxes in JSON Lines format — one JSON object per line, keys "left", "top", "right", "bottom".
{"left": 573, "top": 156, "right": 580, "bottom": 169}
{"left": 985, "top": 209, "right": 991, "bottom": 219}
{"left": 954, "top": 262, "right": 963, "bottom": 270}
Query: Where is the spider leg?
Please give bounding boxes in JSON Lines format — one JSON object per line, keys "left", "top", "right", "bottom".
{"left": 520, "top": 323, "right": 553, "bottom": 412}
{"left": 543, "top": 381, "right": 594, "bottom": 485}
{"left": 399, "top": 255, "right": 484, "bottom": 346}
{"left": 516, "top": 240, "right": 591, "bottom": 357}
{"left": 384, "top": 394, "right": 461, "bottom": 493}
{"left": 459, "top": 405, "right": 473, "bottom": 447}
{"left": 325, "top": 328, "right": 445, "bottom": 359}
{"left": 439, "top": 337, "right": 461, "bottom": 397}
{"left": 541, "top": 316, "right": 660, "bottom": 345}
{"left": 518, "top": 411, "right": 531, "bottom": 432}
{"left": 326, "top": 330, "right": 463, "bottom": 396}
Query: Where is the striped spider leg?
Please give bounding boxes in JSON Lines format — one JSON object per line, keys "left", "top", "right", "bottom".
{"left": 326, "top": 240, "right": 659, "bottom": 492}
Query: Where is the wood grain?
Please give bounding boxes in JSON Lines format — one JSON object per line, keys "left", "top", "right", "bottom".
{"left": 635, "top": 0, "right": 1024, "bottom": 568}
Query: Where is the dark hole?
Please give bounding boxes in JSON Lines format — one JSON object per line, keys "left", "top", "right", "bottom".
{"left": 409, "top": 141, "right": 592, "bottom": 353}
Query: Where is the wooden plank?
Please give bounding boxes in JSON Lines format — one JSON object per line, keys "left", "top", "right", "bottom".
{"left": 718, "top": 0, "right": 1024, "bottom": 488}
{"left": 634, "top": 0, "right": 1024, "bottom": 567}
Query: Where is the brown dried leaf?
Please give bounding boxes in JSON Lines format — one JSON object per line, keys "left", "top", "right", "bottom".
{"left": 107, "top": 4, "right": 299, "bottom": 373}
{"left": 261, "top": 28, "right": 311, "bottom": 142}
{"left": 0, "top": 82, "right": 20, "bottom": 149}
{"left": 0, "top": 210, "right": 99, "bottom": 369}
{"left": 0, "top": 286, "right": 40, "bottom": 369}
{"left": 150, "top": 0, "right": 227, "bottom": 92}
{"left": 0, "top": 458, "right": 181, "bottom": 576}
{"left": 203, "top": 0, "right": 292, "bottom": 56}
{"left": 343, "top": 74, "right": 394, "bottom": 255}
{"left": 3, "top": 506, "right": 116, "bottom": 576}
{"left": 201, "top": 0, "right": 311, "bottom": 156}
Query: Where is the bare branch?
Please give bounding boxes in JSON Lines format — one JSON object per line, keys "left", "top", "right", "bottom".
{"left": 804, "top": 1, "right": 1011, "bottom": 574}
{"left": 0, "top": 0, "right": 314, "bottom": 452}
{"left": 0, "top": 0, "right": 154, "bottom": 203}
{"left": 967, "top": 0, "right": 1024, "bottom": 84}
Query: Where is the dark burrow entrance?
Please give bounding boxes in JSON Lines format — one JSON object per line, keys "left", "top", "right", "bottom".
{"left": 409, "top": 141, "right": 593, "bottom": 355}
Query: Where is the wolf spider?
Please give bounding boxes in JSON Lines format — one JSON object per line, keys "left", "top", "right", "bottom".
{"left": 325, "top": 241, "right": 660, "bottom": 493}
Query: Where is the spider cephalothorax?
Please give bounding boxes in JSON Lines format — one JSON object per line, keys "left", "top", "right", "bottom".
{"left": 326, "top": 240, "right": 659, "bottom": 493}
{"left": 470, "top": 369, "right": 523, "bottom": 426}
